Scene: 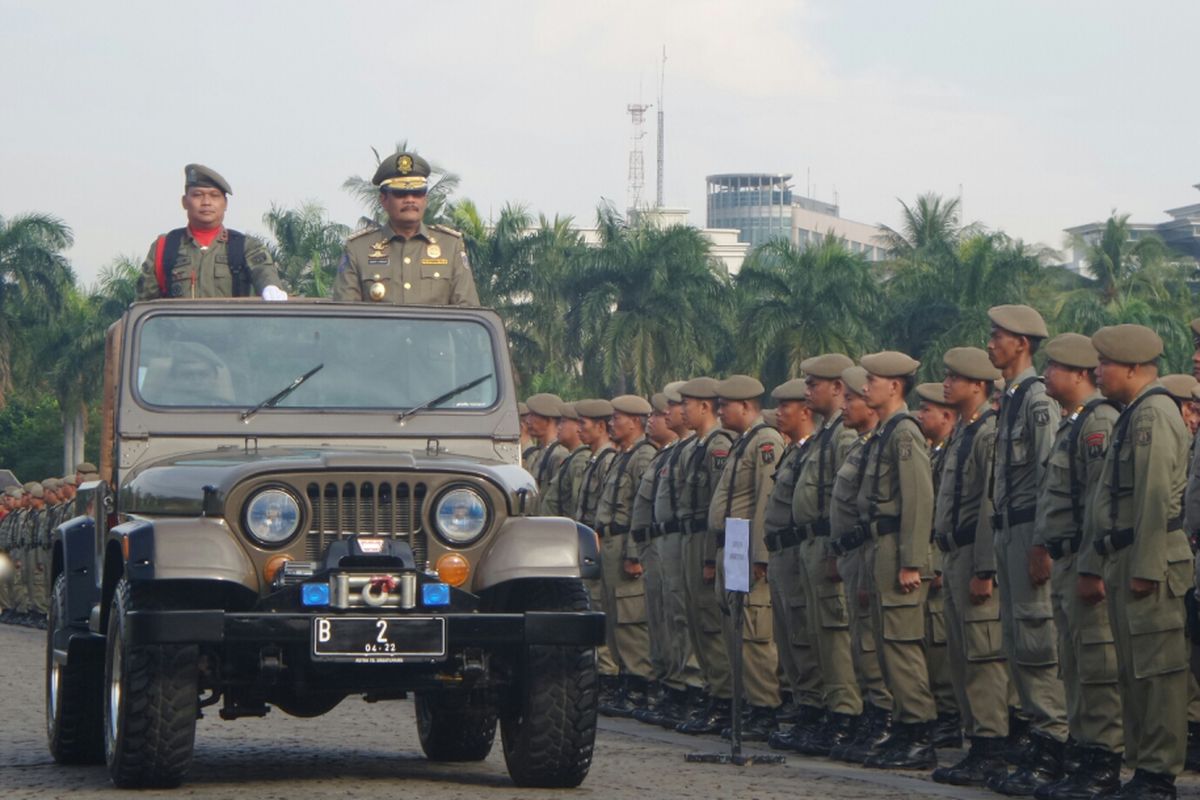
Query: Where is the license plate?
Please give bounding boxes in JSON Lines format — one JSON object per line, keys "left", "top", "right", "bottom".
{"left": 311, "top": 616, "right": 447, "bottom": 663}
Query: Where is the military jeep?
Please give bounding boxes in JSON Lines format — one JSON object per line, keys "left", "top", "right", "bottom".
{"left": 45, "top": 299, "right": 603, "bottom": 789}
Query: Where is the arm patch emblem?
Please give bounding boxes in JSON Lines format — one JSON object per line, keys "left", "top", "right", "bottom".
{"left": 760, "top": 443, "right": 775, "bottom": 465}
{"left": 1084, "top": 432, "right": 1107, "bottom": 459}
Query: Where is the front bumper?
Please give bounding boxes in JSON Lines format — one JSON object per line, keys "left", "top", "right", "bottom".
{"left": 123, "top": 609, "right": 606, "bottom": 649}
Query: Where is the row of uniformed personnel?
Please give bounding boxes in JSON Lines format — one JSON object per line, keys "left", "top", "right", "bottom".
{"left": 519, "top": 306, "right": 1200, "bottom": 800}
{"left": 0, "top": 463, "right": 100, "bottom": 628}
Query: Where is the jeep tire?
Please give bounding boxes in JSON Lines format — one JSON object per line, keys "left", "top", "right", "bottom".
{"left": 103, "top": 578, "right": 199, "bottom": 788}
{"left": 415, "top": 690, "right": 497, "bottom": 762}
{"left": 499, "top": 578, "right": 597, "bottom": 788}
{"left": 46, "top": 573, "right": 104, "bottom": 764}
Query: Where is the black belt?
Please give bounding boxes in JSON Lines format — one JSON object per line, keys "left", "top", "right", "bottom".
{"left": 682, "top": 518, "right": 706, "bottom": 535}
{"left": 596, "top": 523, "right": 630, "bottom": 538}
{"left": 765, "top": 526, "right": 804, "bottom": 553}
{"left": 797, "top": 518, "right": 831, "bottom": 538}
{"left": 715, "top": 530, "right": 724, "bottom": 549}
{"left": 653, "top": 520, "right": 682, "bottom": 536}
{"left": 991, "top": 505, "right": 1036, "bottom": 530}
{"left": 1094, "top": 516, "right": 1183, "bottom": 556}
{"left": 1045, "top": 534, "right": 1082, "bottom": 560}
{"left": 868, "top": 516, "right": 901, "bottom": 537}
{"left": 934, "top": 525, "right": 977, "bottom": 553}
{"left": 631, "top": 527, "right": 650, "bottom": 544}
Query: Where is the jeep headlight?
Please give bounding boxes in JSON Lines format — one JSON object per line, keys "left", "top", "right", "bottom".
{"left": 244, "top": 488, "right": 302, "bottom": 545}
{"left": 433, "top": 486, "right": 489, "bottom": 545}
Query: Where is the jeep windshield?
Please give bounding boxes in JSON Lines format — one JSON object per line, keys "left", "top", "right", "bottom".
{"left": 134, "top": 313, "right": 498, "bottom": 412}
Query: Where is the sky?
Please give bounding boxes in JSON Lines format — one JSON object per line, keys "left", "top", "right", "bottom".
{"left": 3, "top": 0, "right": 1198, "bottom": 286}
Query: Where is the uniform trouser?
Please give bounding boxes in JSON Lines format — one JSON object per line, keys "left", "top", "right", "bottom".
{"left": 995, "top": 520, "right": 1069, "bottom": 741}
{"left": 924, "top": 579, "right": 958, "bottom": 716}
{"left": 682, "top": 532, "right": 731, "bottom": 697}
{"left": 768, "top": 545, "right": 821, "bottom": 706}
{"left": 601, "top": 533, "right": 653, "bottom": 680}
{"left": 1050, "top": 553, "right": 1123, "bottom": 753}
{"left": 865, "top": 534, "right": 935, "bottom": 725}
{"left": 29, "top": 543, "right": 48, "bottom": 615}
{"left": 11, "top": 546, "right": 30, "bottom": 613}
{"left": 799, "top": 536, "right": 862, "bottom": 715}
{"left": 587, "top": 575, "right": 618, "bottom": 675}
{"left": 658, "top": 532, "right": 703, "bottom": 690}
{"left": 841, "top": 547, "right": 892, "bottom": 710}
{"left": 0, "top": 549, "right": 11, "bottom": 611}
{"left": 1103, "top": 546, "right": 1189, "bottom": 777}
{"left": 715, "top": 548, "right": 780, "bottom": 709}
{"left": 637, "top": 535, "right": 671, "bottom": 683}
{"left": 943, "top": 545, "right": 1009, "bottom": 738}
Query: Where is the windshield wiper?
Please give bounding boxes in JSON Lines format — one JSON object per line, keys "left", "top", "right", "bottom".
{"left": 241, "top": 363, "right": 324, "bottom": 423}
{"left": 397, "top": 373, "right": 494, "bottom": 423}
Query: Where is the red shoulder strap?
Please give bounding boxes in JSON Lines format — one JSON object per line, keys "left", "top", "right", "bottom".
{"left": 154, "top": 235, "right": 168, "bottom": 297}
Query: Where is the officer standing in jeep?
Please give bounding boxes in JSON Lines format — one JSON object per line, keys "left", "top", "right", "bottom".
{"left": 136, "top": 164, "right": 287, "bottom": 301}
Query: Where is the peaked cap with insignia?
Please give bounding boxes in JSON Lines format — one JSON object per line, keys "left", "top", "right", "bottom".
{"left": 373, "top": 152, "right": 431, "bottom": 190}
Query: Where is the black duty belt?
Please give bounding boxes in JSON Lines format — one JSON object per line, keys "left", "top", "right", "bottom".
{"left": 1094, "top": 515, "right": 1183, "bottom": 556}
{"left": 797, "top": 519, "right": 832, "bottom": 538}
{"left": 1045, "top": 534, "right": 1082, "bottom": 560}
{"left": 631, "top": 527, "right": 650, "bottom": 544}
{"left": 765, "top": 526, "right": 803, "bottom": 553}
{"left": 715, "top": 530, "right": 725, "bottom": 549}
{"left": 867, "top": 516, "right": 901, "bottom": 537}
{"left": 991, "top": 505, "right": 1036, "bottom": 530}
{"left": 682, "top": 518, "right": 707, "bottom": 536}
{"left": 596, "top": 523, "right": 630, "bottom": 538}
{"left": 653, "top": 520, "right": 682, "bottom": 536}
{"left": 934, "top": 524, "right": 977, "bottom": 553}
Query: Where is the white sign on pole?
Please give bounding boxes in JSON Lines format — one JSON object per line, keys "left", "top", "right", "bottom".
{"left": 723, "top": 518, "right": 751, "bottom": 593}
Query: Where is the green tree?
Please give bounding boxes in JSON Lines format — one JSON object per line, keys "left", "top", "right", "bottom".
{"left": 262, "top": 203, "right": 350, "bottom": 297}
{"left": 342, "top": 141, "right": 460, "bottom": 228}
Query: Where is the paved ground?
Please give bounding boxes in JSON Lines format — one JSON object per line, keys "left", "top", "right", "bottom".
{"left": 4, "top": 621, "right": 1200, "bottom": 799}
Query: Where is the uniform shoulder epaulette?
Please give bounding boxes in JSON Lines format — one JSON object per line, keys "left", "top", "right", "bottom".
{"left": 430, "top": 223, "right": 464, "bottom": 239}
{"left": 346, "top": 223, "right": 382, "bottom": 242}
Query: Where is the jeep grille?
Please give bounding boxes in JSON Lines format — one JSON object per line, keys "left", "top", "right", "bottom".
{"left": 305, "top": 481, "right": 428, "bottom": 569}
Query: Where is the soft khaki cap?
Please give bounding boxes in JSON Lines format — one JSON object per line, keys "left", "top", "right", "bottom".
{"left": 1091, "top": 324, "right": 1163, "bottom": 365}
{"left": 860, "top": 351, "right": 920, "bottom": 378}
{"left": 62, "top": 475, "right": 77, "bottom": 486}
{"left": 842, "top": 366, "right": 869, "bottom": 396}
{"left": 575, "top": 398, "right": 614, "bottom": 419}
{"left": 988, "top": 304, "right": 1049, "bottom": 339}
{"left": 23, "top": 482, "right": 44, "bottom": 499}
{"left": 611, "top": 395, "right": 653, "bottom": 416}
{"left": 517, "top": 401, "right": 529, "bottom": 416}
{"left": 184, "top": 163, "right": 232, "bottom": 194}
{"left": 43, "top": 478, "right": 61, "bottom": 491}
{"left": 1160, "top": 374, "right": 1198, "bottom": 402}
{"left": 5, "top": 486, "right": 23, "bottom": 498}
{"left": 1043, "top": 333, "right": 1099, "bottom": 370}
{"left": 650, "top": 393, "right": 670, "bottom": 414}
{"left": 915, "top": 383, "right": 952, "bottom": 406}
{"left": 716, "top": 374, "right": 765, "bottom": 401}
{"left": 558, "top": 401, "right": 580, "bottom": 421}
{"left": 525, "top": 393, "right": 563, "bottom": 418}
{"left": 372, "top": 151, "right": 431, "bottom": 190}
{"left": 663, "top": 380, "right": 687, "bottom": 404}
{"left": 771, "top": 378, "right": 809, "bottom": 401}
{"left": 943, "top": 347, "right": 1001, "bottom": 381}
{"left": 75, "top": 462, "right": 98, "bottom": 474}
{"left": 800, "top": 353, "right": 855, "bottom": 380}
{"left": 678, "top": 376, "right": 720, "bottom": 399}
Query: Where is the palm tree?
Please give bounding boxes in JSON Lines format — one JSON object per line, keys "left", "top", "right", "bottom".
{"left": 734, "top": 235, "right": 880, "bottom": 386}
{"left": 262, "top": 203, "right": 350, "bottom": 297}
{"left": 0, "top": 213, "right": 74, "bottom": 407}
{"left": 342, "top": 141, "right": 460, "bottom": 229}
{"left": 878, "top": 192, "right": 971, "bottom": 263}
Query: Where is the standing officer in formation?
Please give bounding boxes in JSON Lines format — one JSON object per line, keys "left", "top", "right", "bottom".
{"left": 137, "top": 164, "right": 287, "bottom": 301}
{"left": 540, "top": 401, "right": 588, "bottom": 517}
{"left": 521, "top": 393, "right": 567, "bottom": 513}
{"left": 333, "top": 152, "right": 479, "bottom": 306}
{"left": 573, "top": 398, "right": 619, "bottom": 684}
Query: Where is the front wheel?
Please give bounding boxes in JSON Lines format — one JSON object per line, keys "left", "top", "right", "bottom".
{"left": 499, "top": 579, "right": 597, "bottom": 788}
{"left": 415, "top": 690, "right": 497, "bottom": 761}
{"left": 103, "top": 578, "right": 199, "bottom": 788}
{"left": 46, "top": 573, "right": 104, "bottom": 763}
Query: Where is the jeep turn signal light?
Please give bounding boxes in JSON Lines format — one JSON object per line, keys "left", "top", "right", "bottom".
{"left": 264, "top": 554, "right": 292, "bottom": 585}
{"left": 435, "top": 553, "right": 470, "bottom": 587}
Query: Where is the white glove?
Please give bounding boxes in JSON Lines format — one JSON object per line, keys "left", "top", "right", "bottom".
{"left": 261, "top": 285, "right": 288, "bottom": 302}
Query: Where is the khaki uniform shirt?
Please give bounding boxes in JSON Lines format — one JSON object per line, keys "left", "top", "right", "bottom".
{"left": 1185, "top": 425, "right": 1200, "bottom": 535}
{"left": 632, "top": 444, "right": 674, "bottom": 535}
{"left": 1035, "top": 391, "right": 1118, "bottom": 550}
{"left": 791, "top": 411, "right": 858, "bottom": 528}
{"left": 994, "top": 366, "right": 1059, "bottom": 518}
{"left": 652, "top": 434, "right": 693, "bottom": 528}
{"left": 933, "top": 403, "right": 998, "bottom": 574}
{"left": 137, "top": 228, "right": 281, "bottom": 300}
{"left": 678, "top": 425, "right": 736, "bottom": 563}
{"left": 765, "top": 440, "right": 807, "bottom": 536}
{"left": 526, "top": 441, "right": 567, "bottom": 514}
{"left": 595, "top": 438, "right": 657, "bottom": 531}
{"left": 575, "top": 446, "right": 617, "bottom": 527}
{"left": 831, "top": 432, "right": 874, "bottom": 541}
{"left": 542, "top": 444, "right": 589, "bottom": 517}
{"left": 1079, "top": 382, "right": 1191, "bottom": 580}
{"left": 708, "top": 419, "right": 786, "bottom": 564}
{"left": 855, "top": 407, "right": 934, "bottom": 571}
{"left": 333, "top": 222, "right": 479, "bottom": 306}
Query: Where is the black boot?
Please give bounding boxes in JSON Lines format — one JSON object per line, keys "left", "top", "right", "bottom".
{"left": 667, "top": 686, "right": 706, "bottom": 730}
{"left": 1112, "top": 769, "right": 1177, "bottom": 800}
{"left": 1005, "top": 708, "right": 1034, "bottom": 765}
{"left": 797, "top": 711, "right": 857, "bottom": 756}
{"left": 1037, "top": 746, "right": 1120, "bottom": 800}
{"left": 766, "top": 704, "right": 822, "bottom": 752}
{"left": 1187, "top": 722, "right": 1200, "bottom": 772}
{"left": 865, "top": 720, "right": 937, "bottom": 770}
{"left": 1060, "top": 737, "right": 1084, "bottom": 775}
{"left": 728, "top": 705, "right": 778, "bottom": 742}
{"left": 836, "top": 704, "right": 892, "bottom": 763}
{"left": 634, "top": 685, "right": 679, "bottom": 725}
{"left": 676, "top": 697, "right": 731, "bottom": 735}
{"left": 600, "top": 675, "right": 637, "bottom": 717}
{"left": 933, "top": 736, "right": 1009, "bottom": 786}
{"left": 598, "top": 674, "right": 620, "bottom": 707}
{"left": 988, "top": 731, "right": 1064, "bottom": 796}
{"left": 932, "top": 710, "right": 963, "bottom": 749}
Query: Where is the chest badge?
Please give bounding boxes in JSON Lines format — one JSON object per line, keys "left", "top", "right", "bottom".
{"left": 367, "top": 274, "right": 387, "bottom": 301}
{"left": 426, "top": 244, "right": 441, "bottom": 259}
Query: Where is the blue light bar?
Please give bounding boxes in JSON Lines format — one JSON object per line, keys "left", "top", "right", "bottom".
{"left": 422, "top": 582, "right": 450, "bottom": 607}
{"left": 301, "top": 582, "right": 330, "bottom": 607}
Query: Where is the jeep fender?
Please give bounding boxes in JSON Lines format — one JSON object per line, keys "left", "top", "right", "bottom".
{"left": 54, "top": 515, "right": 101, "bottom": 630}
{"left": 473, "top": 516, "right": 600, "bottom": 592}
{"left": 106, "top": 517, "right": 260, "bottom": 592}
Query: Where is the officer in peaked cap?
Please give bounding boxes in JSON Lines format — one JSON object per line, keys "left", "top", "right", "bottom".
{"left": 137, "top": 164, "right": 286, "bottom": 301}
{"left": 1077, "top": 324, "right": 1189, "bottom": 796}
{"left": 333, "top": 152, "right": 479, "bottom": 306}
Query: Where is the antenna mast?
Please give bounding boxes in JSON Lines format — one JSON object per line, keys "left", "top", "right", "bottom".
{"left": 656, "top": 46, "right": 666, "bottom": 208}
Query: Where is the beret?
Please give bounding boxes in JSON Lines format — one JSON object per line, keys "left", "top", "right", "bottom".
{"left": 558, "top": 401, "right": 580, "bottom": 421}
{"left": 988, "top": 304, "right": 1049, "bottom": 339}
{"left": 43, "top": 478, "right": 61, "bottom": 491}
{"left": 860, "top": 350, "right": 920, "bottom": 378}
{"left": 4, "top": 486, "right": 22, "bottom": 498}
{"left": 662, "top": 380, "right": 686, "bottom": 404}
{"left": 716, "top": 374, "right": 765, "bottom": 401}
{"left": 23, "top": 481, "right": 44, "bottom": 499}
{"left": 184, "top": 163, "right": 232, "bottom": 194}
{"left": 915, "top": 382, "right": 952, "bottom": 406}
{"left": 650, "top": 393, "right": 670, "bottom": 414}
{"left": 1159, "top": 373, "right": 1198, "bottom": 402}
{"left": 517, "top": 402, "right": 528, "bottom": 415}
{"left": 841, "top": 366, "right": 869, "bottom": 396}
{"left": 1091, "top": 324, "right": 1163, "bottom": 365}
{"left": 62, "top": 475, "right": 77, "bottom": 486}
{"left": 761, "top": 409, "right": 779, "bottom": 428}
{"left": 678, "top": 376, "right": 720, "bottom": 399}
{"left": 525, "top": 393, "right": 563, "bottom": 418}
{"left": 1042, "top": 333, "right": 1099, "bottom": 370}
{"left": 611, "top": 394, "right": 653, "bottom": 416}
{"left": 575, "top": 398, "right": 614, "bottom": 419}
{"left": 943, "top": 347, "right": 1001, "bottom": 381}
{"left": 770, "top": 378, "right": 809, "bottom": 401}
{"left": 800, "top": 353, "right": 855, "bottom": 380}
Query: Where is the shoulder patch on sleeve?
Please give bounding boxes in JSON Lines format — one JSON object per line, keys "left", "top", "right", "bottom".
{"left": 759, "top": 443, "right": 776, "bottom": 465}
{"left": 1135, "top": 425, "right": 1152, "bottom": 446}
{"left": 249, "top": 250, "right": 269, "bottom": 265}
{"left": 1032, "top": 401, "right": 1052, "bottom": 426}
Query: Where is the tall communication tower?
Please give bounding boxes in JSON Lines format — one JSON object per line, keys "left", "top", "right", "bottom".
{"left": 656, "top": 47, "right": 666, "bottom": 208}
{"left": 627, "top": 102, "right": 651, "bottom": 214}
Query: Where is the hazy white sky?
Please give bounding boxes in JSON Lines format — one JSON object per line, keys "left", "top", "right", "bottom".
{"left": 3, "top": 0, "right": 1197, "bottom": 285}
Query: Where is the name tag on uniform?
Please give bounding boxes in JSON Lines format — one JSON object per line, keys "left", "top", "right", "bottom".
{"left": 724, "top": 518, "right": 751, "bottom": 593}
{"left": 421, "top": 258, "right": 449, "bottom": 265}
{"left": 368, "top": 257, "right": 389, "bottom": 265}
